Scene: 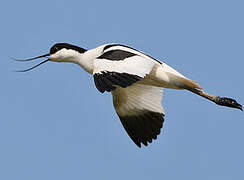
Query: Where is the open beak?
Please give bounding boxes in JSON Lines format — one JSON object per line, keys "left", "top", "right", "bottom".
{"left": 13, "top": 53, "right": 50, "bottom": 62}
{"left": 14, "top": 53, "right": 50, "bottom": 72}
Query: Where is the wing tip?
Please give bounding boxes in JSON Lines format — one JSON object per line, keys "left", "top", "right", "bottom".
{"left": 118, "top": 111, "right": 165, "bottom": 148}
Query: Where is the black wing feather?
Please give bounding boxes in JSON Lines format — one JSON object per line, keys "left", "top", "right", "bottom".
{"left": 98, "top": 50, "right": 136, "bottom": 61}
{"left": 93, "top": 72, "right": 141, "bottom": 93}
{"left": 118, "top": 111, "right": 164, "bottom": 148}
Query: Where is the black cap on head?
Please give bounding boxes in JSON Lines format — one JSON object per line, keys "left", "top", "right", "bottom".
{"left": 50, "top": 43, "right": 87, "bottom": 54}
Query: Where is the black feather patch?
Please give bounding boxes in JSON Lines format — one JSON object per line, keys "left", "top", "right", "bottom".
{"left": 98, "top": 50, "right": 136, "bottom": 61}
{"left": 93, "top": 72, "right": 141, "bottom": 93}
{"left": 103, "top": 44, "right": 163, "bottom": 64}
{"left": 50, "top": 43, "right": 86, "bottom": 54}
{"left": 118, "top": 111, "right": 164, "bottom": 148}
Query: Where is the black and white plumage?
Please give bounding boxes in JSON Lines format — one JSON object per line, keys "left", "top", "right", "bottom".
{"left": 17, "top": 43, "right": 242, "bottom": 148}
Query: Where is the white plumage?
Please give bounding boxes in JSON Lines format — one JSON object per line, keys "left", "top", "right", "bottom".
{"left": 17, "top": 43, "right": 242, "bottom": 148}
{"left": 112, "top": 84, "right": 164, "bottom": 116}
{"left": 94, "top": 55, "right": 155, "bottom": 77}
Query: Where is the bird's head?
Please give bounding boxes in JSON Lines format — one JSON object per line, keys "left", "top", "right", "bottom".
{"left": 49, "top": 43, "right": 86, "bottom": 62}
{"left": 15, "top": 43, "right": 87, "bottom": 72}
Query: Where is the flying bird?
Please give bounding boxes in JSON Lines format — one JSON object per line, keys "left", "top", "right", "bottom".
{"left": 16, "top": 43, "right": 242, "bottom": 147}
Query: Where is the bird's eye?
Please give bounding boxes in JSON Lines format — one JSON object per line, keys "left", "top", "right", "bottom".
{"left": 54, "top": 47, "right": 59, "bottom": 52}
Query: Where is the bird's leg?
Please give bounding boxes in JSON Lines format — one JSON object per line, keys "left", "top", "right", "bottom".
{"left": 188, "top": 88, "right": 243, "bottom": 111}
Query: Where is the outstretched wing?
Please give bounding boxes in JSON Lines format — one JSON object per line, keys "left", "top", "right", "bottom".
{"left": 112, "top": 84, "right": 164, "bottom": 147}
{"left": 93, "top": 46, "right": 155, "bottom": 93}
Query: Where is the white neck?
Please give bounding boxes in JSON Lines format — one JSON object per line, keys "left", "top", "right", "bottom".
{"left": 76, "top": 45, "right": 106, "bottom": 74}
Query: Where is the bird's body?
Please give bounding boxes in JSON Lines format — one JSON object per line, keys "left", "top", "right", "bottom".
{"left": 60, "top": 43, "right": 200, "bottom": 90}
{"left": 17, "top": 43, "right": 242, "bottom": 148}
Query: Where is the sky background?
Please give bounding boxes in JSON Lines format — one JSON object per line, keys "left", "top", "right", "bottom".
{"left": 0, "top": 0, "right": 243, "bottom": 179}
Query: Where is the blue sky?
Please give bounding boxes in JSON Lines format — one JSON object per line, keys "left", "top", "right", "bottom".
{"left": 0, "top": 0, "right": 243, "bottom": 179}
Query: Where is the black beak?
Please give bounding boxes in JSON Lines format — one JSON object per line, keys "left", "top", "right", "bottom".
{"left": 13, "top": 53, "right": 50, "bottom": 62}
{"left": 14, "top": 53, "right": 50, "bottom": 72}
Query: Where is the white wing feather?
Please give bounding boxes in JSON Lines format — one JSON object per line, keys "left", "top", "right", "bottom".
{"left": 112, "top": 84, "right": 164, "bottom": 116}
